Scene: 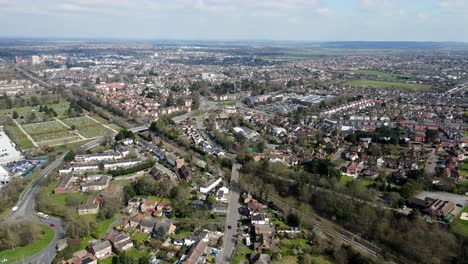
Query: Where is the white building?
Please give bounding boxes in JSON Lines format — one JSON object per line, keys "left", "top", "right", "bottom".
{"left": 200, "top": 177, "right": 222, "bottom": 194}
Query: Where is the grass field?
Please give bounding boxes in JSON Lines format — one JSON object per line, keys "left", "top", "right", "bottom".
{"left": 63, "top": 116, "right": 114, "bottom": 138}
{"left": 351, "top": 70, "right": 413, "bottom": 79}
{"left": 0, "top": 225, "right": 55, "bottom": 264}
{"left": 0, "top": 102, "right": 70, "bottom": 125}
{"left": 345, "top": 80, "right": 431, "bottom": 91}
{"left": 231, "top": 245, "right": 254, "bottom": 264}
{"left": 4, "top": 123, "right": 34, "bottom": 149}
{"left": 462, "top": 161, "right": 468, "bottom": 178}
{"left": 22, "top": 120, "right": 71, "bottom": 142}
{"left": 451, "top": 206, "right": 468, "bottom": 237}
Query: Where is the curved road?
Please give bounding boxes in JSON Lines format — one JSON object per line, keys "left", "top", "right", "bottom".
{"left": 2, "top": 137, "right": 109, "bottom": 264}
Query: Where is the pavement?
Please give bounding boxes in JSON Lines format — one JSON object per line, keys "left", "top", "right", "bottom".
{"left": 219, "top": 162, "right": 241, "bottom": 263}
{"left": 416, "top": 191, "right": 468, "bottom": 206}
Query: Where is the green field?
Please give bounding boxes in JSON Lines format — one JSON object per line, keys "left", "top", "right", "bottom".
{"left": 0, "top": 225, "right": 55, "bottom": 264}
{"left": 350, "top": 70, "right": 413, "bottom": 79}
{"left": 63, "top": 116, "right": 113, "bottom": 138}
{"left": 3, "top": 123, "right": 34, "bottom": 149}
{"left": 22, "top": 120, "right": 71, "bottom": 142}
{"left": 0, "top": 102, "right": 71, "bottom": 125}
{"left": 451, "top": 206, "right": 468, "bottom": 237}
{"left": 345, "top": 80, "right": 431, "bottom": 91}
{"left": 462, "top": 161, "right": 468, "bottom": 178}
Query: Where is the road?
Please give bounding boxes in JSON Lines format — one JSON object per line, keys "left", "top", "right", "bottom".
{"left": 2, "top": 136, "right": 114, "bottom": 264}
{"left": 219, "top": 162, "right": 241, "bottom": 263}
{"left": 172, "top": 96, "right": 218, "bottom": 124}
{"left": 425, "top": 149, "right": 438, "bottom": 176}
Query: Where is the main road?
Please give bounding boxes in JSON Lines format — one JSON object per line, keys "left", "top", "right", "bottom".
{"left": 219, "top": 162, "right": 241, "bottom": 263}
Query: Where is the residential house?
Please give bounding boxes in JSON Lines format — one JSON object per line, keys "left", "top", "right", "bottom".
{"left": 80, "top": 175, "right": 110, "bottom": 192}
{"left": 77, "top": 196, "right": 103, "bottom": 215}
{"left": 140, "top": 216, "right": 158, "bottom": 234}
{"left": 200, "top": 177, "right": 222, "bottom": 194}
{"left": 179, "top": 164, "right": 193, "bottom": 182}
{"left": 153, "top": 218, "right": 177, "bottom": 238}
{"left": 182, "top": 239, "right": 207, "bottom": 264}
{"left": 90, "top": 240, "right": 112, "bottom": 259}
{"left": 105, "top": 232, "right": 133, "bottom": 252}
{"left": 54, "top": 174, "right": 76, "bottom": 194}
{"left": 129, "top": 214, "right": 145, "bottom": 228}
{"left": 64, "top": 250, "right": 97, "bottom": 264}
{"left": 140, "top": 200, "right": 157, "bottom": 214}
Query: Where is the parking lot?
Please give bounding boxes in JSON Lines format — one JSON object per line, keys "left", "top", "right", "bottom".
{"left": 5, "top": 159, "right": 42, "bottom": 176}
{"left": 0, "top": 130, "right": 24, "bottom": 165}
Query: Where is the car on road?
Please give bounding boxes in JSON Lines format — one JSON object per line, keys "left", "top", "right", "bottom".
{"left": 49, "top": 223, "right": 55, "bottom": 228}
{"left": 12, "top": 206, "right": 18, "bottom": 212}
{"left": 227, "top": 225, "right": 232, "bottom": 229}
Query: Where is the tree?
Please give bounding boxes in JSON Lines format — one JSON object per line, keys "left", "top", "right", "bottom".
{"left": 286, "top": 213, "right": 301, "bottom": 227}
{"left": 425, "top": 129, "right": 439, "bottom": 143}
{"left": 192, "top": 92, "right": 200, "bottom": 110}
{"left": 70, "top": 124, "right": 77, "bottom": 131}
{"left": 12, "top": 111, "right": 18, "bottom": 119}
{"left": 95, "top": 77, "right": 101, "bottom": 84}
{"left": 64, "top": 150, "right": 76, "bottom": 162}
{"left": 98, "top": 162, "right": 105, "bottom": 172}
{"left": 166, "top": 94, "right": 175, "bottom": 107}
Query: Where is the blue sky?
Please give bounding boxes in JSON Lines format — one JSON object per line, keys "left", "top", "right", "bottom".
{"left": 0, "top": 0, "right": 467, "bottom": 41}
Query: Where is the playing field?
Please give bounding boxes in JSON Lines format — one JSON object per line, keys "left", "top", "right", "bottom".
{"left": 345, "top": 80, "right": 431, "bottom": 91}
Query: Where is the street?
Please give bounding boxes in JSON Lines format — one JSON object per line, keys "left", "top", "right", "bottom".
{"left": 219, "top": 162, "right": 241, "bottom": 263}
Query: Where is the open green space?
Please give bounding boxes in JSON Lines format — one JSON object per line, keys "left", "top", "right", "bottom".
{"left": 351, "top": 70, "right": 413, "bottom": 79}
{"left": 131, "top": 231, "right": 148, "bottom": 244}
{"left": 279, "top": 239, "right": 309, "bottom": 255}
{"left": 462, "top": 161, "right": 468, "bottom": 178}
{"left": 3, "top": 123, "right": 34, "bottom": 149}
{"left": 0, "top": 225, "right": 55, "bottom": 264}
{"left": 22, "top": 120, "right": 70, "bottom": 142}
{"left": 272, "top": 255, "right": 333, "bottom": 264}
{"left": 63, "top": 116, "right": 114, "bottom": 138}
{"left": 0, "top": 102, "right": 71, "bottom": 124}
{"left": 450, "top": 206, "right": 468, "bottom": 237}
{"left": 231, "top": 245, "right": 254, "bottom": 264}
{"left": 340, "top": 175, "right": 355, "bottom": 185}
{"left": 345, "top": 80, "right": 431, "bottom": 91}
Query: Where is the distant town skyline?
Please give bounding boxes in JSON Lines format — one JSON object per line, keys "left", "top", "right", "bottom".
{"left": 0, "top": 0, "right": 467, "bottom": 42}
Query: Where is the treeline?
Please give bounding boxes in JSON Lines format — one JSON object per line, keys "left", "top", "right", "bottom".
{"left": 0, "top": 94, "right": 61, "bottom": 109}
{"left": 149, "top": 116, "right": 179, "bottom": 140}
{"left": 310, "top": 190, "right": 459, "bottom": 263}
{"left": 108, "top": 159, "right": 155, "bottom": 177}
{"left": 0, "top": 178, "right": 28, "bottom": 214}
{"left": 0, "top": 220, "right": 42, "bottom": 250}
{"left": 241, "top": 160, "right": 464, "bottom": 263}
{"left": 70, "top": 88, "right": 133, "bottom": 128}
{"left": 123, "top": 176, "right": 172, "bottom": 201}
{"left": 345, "top": 127, "right": 400, "bottom": 145}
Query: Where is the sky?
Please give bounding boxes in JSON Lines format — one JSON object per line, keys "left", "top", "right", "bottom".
{"left": 0, "top": 0, "right": 467, "bottom": 42}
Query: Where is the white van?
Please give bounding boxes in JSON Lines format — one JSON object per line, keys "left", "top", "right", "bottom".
{"left": 12, "top": 206, "right": 18, "bottom": 212}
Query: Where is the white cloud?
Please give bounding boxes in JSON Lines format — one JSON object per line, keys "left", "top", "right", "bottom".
{"left": 436, "top": 0, "right": 468, "bottom": 12}
{"left": 315, "top": 7, "right": 334, "bottom": 16}
{"left": 359, "top": 0, "right": 399, "bottom": 16}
